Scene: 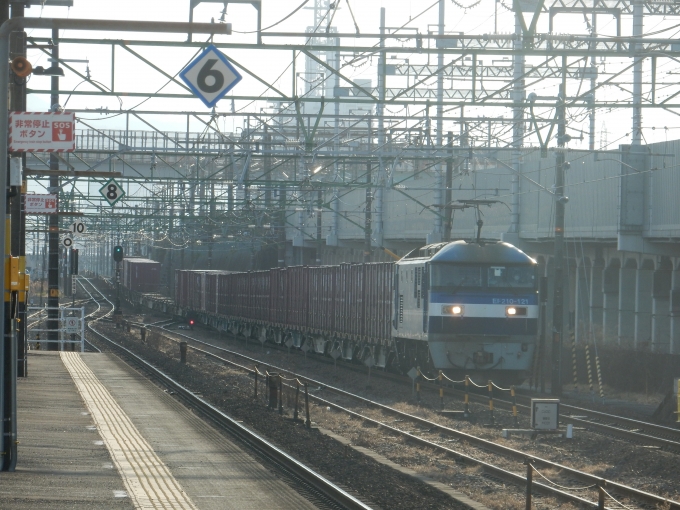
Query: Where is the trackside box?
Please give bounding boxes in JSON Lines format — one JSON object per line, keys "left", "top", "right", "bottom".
{"left": 122, "top": 258, "right": 161, "bottom": 293}
{"left": 530, "top": 399, "right": 559, "bottom": 430}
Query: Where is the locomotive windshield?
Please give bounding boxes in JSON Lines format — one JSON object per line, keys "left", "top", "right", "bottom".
{"left": 487, "top": 265, "right": 535, "bottom": 288}
{"left": 431, "top": 265, "right": 482, "bottom": 288}
{"left": 430, "top": 263, "right": 535, "bottom": 291}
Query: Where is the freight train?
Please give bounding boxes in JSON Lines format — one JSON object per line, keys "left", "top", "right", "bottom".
{"left": 171, "top": 240, "right": 540, "bottom": 383}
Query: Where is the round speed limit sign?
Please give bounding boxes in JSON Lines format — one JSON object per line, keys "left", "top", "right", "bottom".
{"left": 62, "top": 236, "right": 73, "bottom": 248}
{"left": 70, "top": 221, "right": 86, "bottom": 235}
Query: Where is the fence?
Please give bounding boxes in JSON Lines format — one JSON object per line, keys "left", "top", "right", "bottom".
{"left": 27, "top": 306, "right": 85, "bottom": 352}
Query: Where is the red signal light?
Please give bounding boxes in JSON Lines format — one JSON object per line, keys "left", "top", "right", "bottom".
{"left": 189, "top": 320, "right": 195, "bottom": 325}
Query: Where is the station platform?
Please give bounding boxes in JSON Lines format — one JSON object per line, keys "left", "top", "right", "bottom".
{"left": 0, "top": 351, "right": 319, "bottom": 509}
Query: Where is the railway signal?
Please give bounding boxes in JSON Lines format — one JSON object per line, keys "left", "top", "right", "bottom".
{"left": 113, "top": 245, "right": 123, "bottom": 262}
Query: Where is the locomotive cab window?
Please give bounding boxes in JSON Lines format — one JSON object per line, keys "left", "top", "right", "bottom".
{"left": 487, "top": 266, "right": 535, "bottom": 289}
{"left": 430, "top": 264, "right": 482, "bottom": 289}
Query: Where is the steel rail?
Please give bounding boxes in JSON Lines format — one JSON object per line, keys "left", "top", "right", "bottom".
{"left": 559, "top": 404, "right": 680, "bottom": 439}
{"left": 417, "top": 381, "right": 680, "bottom": 451}
{"left": 397, "top": 374, "right": 680, "bottom": 451}
{"left": 86, "top": 326, "right": 373, "bottom": 510}
{"left": 122, "top": 325, "right": 599, "bottom": 508}
{"left": 163, "top": 317, "right": 680, "bottom": 452}
{"left": 120, "top": 298, "right": 680, "bottom": 456}
{"left": 145, "top": 324, "right": 680, "bottom": 510}
{"left": 80, "top": 284, "right": 371, "bottom": 510}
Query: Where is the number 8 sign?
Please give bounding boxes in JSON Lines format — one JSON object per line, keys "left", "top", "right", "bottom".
{"left": 179, "top": 44, "right": 242, "bottom": 108}
{"left": 99, "top": 178, "right": 126, "bottom": 206}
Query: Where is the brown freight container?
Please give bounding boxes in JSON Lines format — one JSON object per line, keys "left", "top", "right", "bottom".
{"left": 178, "top": 262, "right": 393, "bottom": 344}
{"left": 186, "top": 271, "right": 204, "bottom": 312}
{"left": 269, "top": 268, "right": 286, "bottom": 324}
{"left": 175, "top": 270, "right": 186, "bottom": 309}
{"left": 218, "top": 272, "right": 230, "bottom": 316}
{"left": 121, "top": 258, "right": 161, "bottom": 293}
{"left": 204, "top": 272, "right": 219, "bottom": 315}
{"left": 287, "top": 266, "right": 308, "bottom": 329}
{"left": 363, "top": 263, "right": 393, "bottom": 341}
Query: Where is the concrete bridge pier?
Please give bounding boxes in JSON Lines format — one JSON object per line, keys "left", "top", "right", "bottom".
{"left": 574, "top": 258, "right": 591, "bottom": 343}
{"left": 634, "top": 259, "right": 654, "bottom": 349}
{"left": 618, "top": 258, "right": 637, "bottom": 347}
{"left": 670, "top": 262, "right": 680, "bottom": 354}
{"left": 603, "top": 259, "right": 620, "bottom": 344}
{"left": 589, "top": 258, "right": 605, "bottom": 342}
{"left": 651, "top": 258, "right": 672, "bottom": 353}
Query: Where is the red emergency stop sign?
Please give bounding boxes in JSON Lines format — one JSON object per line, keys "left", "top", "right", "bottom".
{"left": 52, "top": 120, "right": 74, "bottom": 142}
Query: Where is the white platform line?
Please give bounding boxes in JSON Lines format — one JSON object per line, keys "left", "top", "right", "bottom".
{"left": 61, "top": 352, "right": 197, "bottom": 510}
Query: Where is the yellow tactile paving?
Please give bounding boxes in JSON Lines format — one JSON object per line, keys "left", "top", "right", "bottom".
{"left": 61, "top": 352, "right": 197, "bottom": 510}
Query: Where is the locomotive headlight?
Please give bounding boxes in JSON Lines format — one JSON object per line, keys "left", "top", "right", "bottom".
{"left": 505, "top": 306, "right": 527, "bottom": 317}
{"left": 442, "top": 305, "right": 464, "bottom": 316}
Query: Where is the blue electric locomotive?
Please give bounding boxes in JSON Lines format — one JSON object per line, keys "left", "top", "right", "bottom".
{"left": 392, "top": 240, "right": 539, "bottom": 383}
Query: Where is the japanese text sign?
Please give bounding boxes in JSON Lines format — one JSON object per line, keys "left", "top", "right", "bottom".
{"left": 9, "top": 111, "right": 76, "bottom": 152}
{"left": 25, "top": 194, "right": 58, "bottom": 214}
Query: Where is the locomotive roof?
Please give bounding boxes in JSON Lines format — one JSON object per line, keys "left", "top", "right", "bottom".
{"left": 402, "top": 240, "right": 536, "bottom": 264}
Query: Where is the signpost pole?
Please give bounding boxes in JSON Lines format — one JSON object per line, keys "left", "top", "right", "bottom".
{"left": 70, "top": 250, "right": 75, "bottom": 351}
{"left": 114, "top": 261, "right": 122, "bottom": 317}
{"left": 46, "top": 28, "right": 60, "bottom": 351}
{"left": 9, "top": 1, "right": 27, "bottom": 380}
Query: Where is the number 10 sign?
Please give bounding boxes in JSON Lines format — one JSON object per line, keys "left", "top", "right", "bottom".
{"left": 179, "top": 44, "right": 242, "bottom": 108}
{"left": 99, "top": 178, "right": 125, "bottom": 206}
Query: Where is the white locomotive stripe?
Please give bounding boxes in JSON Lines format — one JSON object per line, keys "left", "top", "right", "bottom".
{"left": 431, "top": 303, "right": 538, "bottom": 319}
{"left": 61, "top": 352, "right": 197, "bottom": 510}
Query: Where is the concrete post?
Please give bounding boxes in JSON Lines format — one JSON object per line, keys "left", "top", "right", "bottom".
{"left": 575, "top": 258, "right": 591, "bottom": 344}
{"left": 669, "top": 263, "right": 680, "bottom": 355}
{"left": 589, "top": 258, "right": 605, "bottom": 341}
{"left": 618, "top": 258, "right": 637, "bottom": 348}
{"left": 602, "top": 259, "right": 620, "bottom": 345}
{"left": 651, "top": 258, "right": 672, "bottom": 353}
{"left": 634, "top": 259, "right": 654, "bottom": 349}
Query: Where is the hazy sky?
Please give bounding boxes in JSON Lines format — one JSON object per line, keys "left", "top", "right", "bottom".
{"left": 19, "top": 0, "right": 680, "bottom": 147}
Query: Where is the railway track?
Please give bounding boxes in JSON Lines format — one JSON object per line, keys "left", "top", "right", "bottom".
{"left": 101, "top": 272, "right": 679, "bottom": 456}
{"left": 79, "top": 278, "right": 372, "bottom": 510}
{"left": 415, "top": 378, "right": 680, "bottom": 453}
{"left": 142, "top": 321, "right": 680, "bottom": 510}
{"left": 150, "top": 313, "right": 680, "bottom": 455}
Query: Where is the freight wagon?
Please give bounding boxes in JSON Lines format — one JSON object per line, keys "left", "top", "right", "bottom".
{"left": 175, "top": 264, "right": 394, "bottom": 366}
{"left": 122, "top": 258, "right": 161, "bottom": 293}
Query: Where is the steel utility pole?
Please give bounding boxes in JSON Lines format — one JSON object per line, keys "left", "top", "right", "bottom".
{"left": 431, "top": 0, "right": 445, "bottom": 244}
{"left": 0, "top": 0, "right": 11, "bottom": 475}
{"left": 551, "top": 66, "right": 569, "bottom": 397}
{"left": 46, "top": 28, "right": 60, "bottom": 351}
{"left": 9, "top": 0, "right": 26, "bottom": 376}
